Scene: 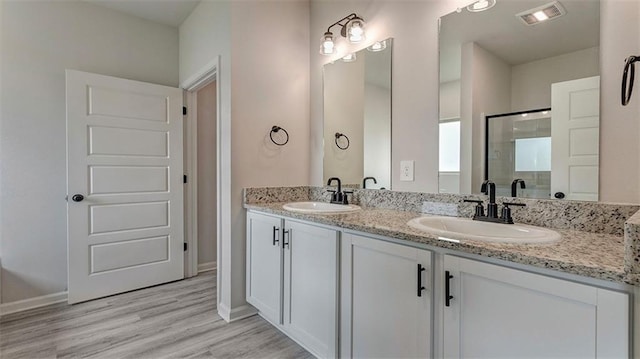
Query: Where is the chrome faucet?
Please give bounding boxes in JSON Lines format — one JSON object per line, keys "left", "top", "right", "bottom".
{"left": 511, "top": 179, "right": 526, "bottom": 197}
{"left": 362, "top": 176, "right": 377, "bottom": 189}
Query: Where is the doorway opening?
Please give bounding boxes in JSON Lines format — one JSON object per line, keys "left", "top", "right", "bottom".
{"left": 183, "top": 61, "right": 221, "bottom": 301}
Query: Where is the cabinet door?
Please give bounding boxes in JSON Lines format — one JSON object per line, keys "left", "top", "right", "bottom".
{"left": 246, "top": 212, "right": 283, "bottom": 325}
{"left": 443, "top": 256, "right": 629, "bottom": 358}
{"left": 283, "top": 220, "right": 339, "bottom": 358}
{"left": 341, "top": 233, "right": 432, "bottom": 359}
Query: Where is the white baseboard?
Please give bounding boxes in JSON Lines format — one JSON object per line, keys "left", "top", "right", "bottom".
{"left": 0, "top": 291, "right": 68, "bottom": 317}
{"left": 197, "top": 261, "right": 216, "bottom": 273}
{"left": 218, "top": 302, "right": 257, "bottom": 323}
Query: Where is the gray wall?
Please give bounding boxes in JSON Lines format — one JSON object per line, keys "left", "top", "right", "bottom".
{"left": 511, "top": 47, "right": 599, "bottom": 111}
{"left": 0, "top": 1, "right": 178, "bottom": 304}
{"left": 197, "top": 81, "right": 217, "bottom": 267}
{"left": 179, "top": 0, "right": 310, "bottom": 315}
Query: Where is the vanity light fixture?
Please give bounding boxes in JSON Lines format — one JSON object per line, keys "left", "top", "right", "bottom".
{"left": 346, "top": 17, "right": 365, "bottom": 43}
{"left": 342, "top": 53, "right": 357, "bottom": 62}
{"left": 516, "top": 1, "right": 566, "bottom": 25}
{"left": 466, "top": 0, "right": 496, "bottom": 13}
{"left": 367, "top": 40, "right": 387, "bottom": 52}
{"left": 320, "top": 32, "right": 336, "bottom": 55}
{"left": 319, "top": 13, "right": 366, "bottom": 55}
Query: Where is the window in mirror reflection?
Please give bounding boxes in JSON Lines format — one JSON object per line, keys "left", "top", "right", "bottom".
{"left": 487, "top": 110, "right": 553, "bottom": 199}
{"left": 438, "top": 120, "right": 461, "bottom": 194}
{"left": 515, "top": 137, "right": 551, "bottom": 172}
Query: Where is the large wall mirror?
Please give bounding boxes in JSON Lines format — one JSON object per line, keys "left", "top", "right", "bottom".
{"left": 323, "top": 38, "right": 392, "bottom": 189}
{"left": 438, "top": 0, "right": 600, "bottom": 200}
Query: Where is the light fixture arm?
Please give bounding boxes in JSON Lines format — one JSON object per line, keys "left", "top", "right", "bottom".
{"left": 326, "top": 13, "right": 360, "bottom": 37}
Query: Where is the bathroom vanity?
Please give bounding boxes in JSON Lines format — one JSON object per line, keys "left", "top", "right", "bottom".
{"left": 246, "top": 213, "right": 339, "bottom": 358}
{"left": 244, "top": 187, "right": 635, "bottom": 358}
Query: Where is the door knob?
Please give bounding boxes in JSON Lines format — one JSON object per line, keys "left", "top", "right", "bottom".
{"left": 554, "top": 192, "right": 565, "bottom": 199}
{"left": 71, "top": 194, "right": 84, "bottom": 202}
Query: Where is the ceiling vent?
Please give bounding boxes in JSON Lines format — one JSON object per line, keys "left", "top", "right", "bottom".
{"left": 516, "top": 1, "right": 566, "bottom": 26}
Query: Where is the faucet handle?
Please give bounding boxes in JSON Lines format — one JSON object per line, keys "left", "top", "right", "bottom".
{"left": 327, "top": 189, "right": 338, "bottom": 203}
{"left": 500, "top": 202, "right": 525, "bottom": 224}
{"left": 463, "top": 199, "right": 485, "bottom": 218}
{"left": 342, "top": 190, "right": 353, "bottom": 204}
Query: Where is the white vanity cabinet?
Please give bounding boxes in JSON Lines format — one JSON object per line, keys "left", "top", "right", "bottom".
{"left": 341, "top": 233, "right": 433, "bottom": 358}
{"left": 246, "top": 212, "right": 339, "bottom": 358}
{"left": 443, "top": 255, "right": 629, "bottom": 358}
{"left": 246, "top": 212, "right": 283, "bottom": 325}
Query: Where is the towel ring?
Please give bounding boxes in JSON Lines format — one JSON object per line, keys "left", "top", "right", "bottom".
{"left": 270, "top": 126, "right": 289, "bottom": 146}
{"left": 622, "top": 55, "right": 639, "bottom": 106}
{"left": 335, "top": 132, "right": 350, "bottom": 150}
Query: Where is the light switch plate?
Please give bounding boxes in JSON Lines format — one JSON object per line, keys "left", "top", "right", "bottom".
{"left": 400, "top": 160, "right": 414, "bottom": 181}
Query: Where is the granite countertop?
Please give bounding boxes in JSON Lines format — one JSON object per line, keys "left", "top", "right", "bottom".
{"left": 245, "top": 202, "right": 628, "bottom": 285}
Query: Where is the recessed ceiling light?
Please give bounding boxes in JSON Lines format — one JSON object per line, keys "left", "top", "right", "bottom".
{"left": 533, "top": 10, "right": 549, "bottom": 21}
{"left": 466, "top": 0, "right": 496, "bottom": 13}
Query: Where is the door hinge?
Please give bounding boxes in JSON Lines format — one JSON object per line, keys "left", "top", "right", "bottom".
{"left": 183, "top": 106, "right": 187, "bottom": 115}
{"left": 184, "top": 242, "right": 188, "bottom": 251}
{"left": 183, "top": 175, "right": 187, "bottom": 184}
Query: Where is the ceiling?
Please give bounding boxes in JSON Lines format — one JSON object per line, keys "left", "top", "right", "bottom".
{"left": 439, "top": 0, "right": 600, "bottom": 83}
{"left": 84, "top": 0, "right": 200, "bottom": 27}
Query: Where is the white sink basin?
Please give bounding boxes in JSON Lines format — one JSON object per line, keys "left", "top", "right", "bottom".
{"left": 407, "top": 216, "right": 561, "bottom": 244}
{"left": 283, "top": 201, "right": 361, "bottom": 214}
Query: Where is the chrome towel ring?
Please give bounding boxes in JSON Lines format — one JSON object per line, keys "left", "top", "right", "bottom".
{"left": 270, "top": 126, "right": 289, "bottom": 146}
{"left": 622, "top": 55, "right": 639, "bottom": 106}
{"left": 335, "top": 132, "right": 350, "bottom": 150}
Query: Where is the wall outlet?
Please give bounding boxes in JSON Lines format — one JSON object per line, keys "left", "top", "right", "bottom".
{"left": 400, "top": 160, "right": 414, "bottom": 181}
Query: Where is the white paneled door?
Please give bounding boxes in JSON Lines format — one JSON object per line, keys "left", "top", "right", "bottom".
{"left": 66, "top": 70, "right": 184, "bottom": 304}
{"left": 551, "top": 76, "right": 600, "bottom": 201}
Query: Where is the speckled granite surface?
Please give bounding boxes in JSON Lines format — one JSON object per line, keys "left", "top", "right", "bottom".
{"left": 244, "top": 186, "right": 310, "bottom": 204}
{"left": 247, "top": 186, "right": 639, "bottom": 235}
{"left": 244, "top": 186, "right": 640, "bottom": 285}
{"left": 310, "top": 187, "right": 639, "bottom": 236}
{"left": 625, "top": 210, "right": 640, "bottom": 276}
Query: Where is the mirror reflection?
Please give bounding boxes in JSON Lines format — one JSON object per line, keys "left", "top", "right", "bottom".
{"left": 486, "top": 109, "right": 552, "bottom": 199}
{"left": 323, "top": 38, "right": 392, "bottom": 189}
{"left": 438, "top": 0, "right": 600, "bottom": 200}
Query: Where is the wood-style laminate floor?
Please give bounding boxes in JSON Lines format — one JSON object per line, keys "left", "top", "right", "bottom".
{"left": 0, "top": 271, "right": 313, "bottom": 359}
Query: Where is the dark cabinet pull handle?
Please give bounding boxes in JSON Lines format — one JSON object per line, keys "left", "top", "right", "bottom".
{"left": 272, "top": 226, "right": 279, "bottom": 246}
{"left": 445, "top": 271, "right": 454, "bottom": 307}
{"left": 417, "top": 264, "right": 426, "bottom": 297}
{"left": 71, "top": 194, "right": 84, "bottom": 202}
{"left": 283, "top": 229, "right": 290, "bottom": 249}
{"left": 554, "top": 192, "right": 565, "bottom": 199}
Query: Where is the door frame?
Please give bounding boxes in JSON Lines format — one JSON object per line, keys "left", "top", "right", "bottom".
{"left": 182, "top": 57, "right": 221, "bottom": 283}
